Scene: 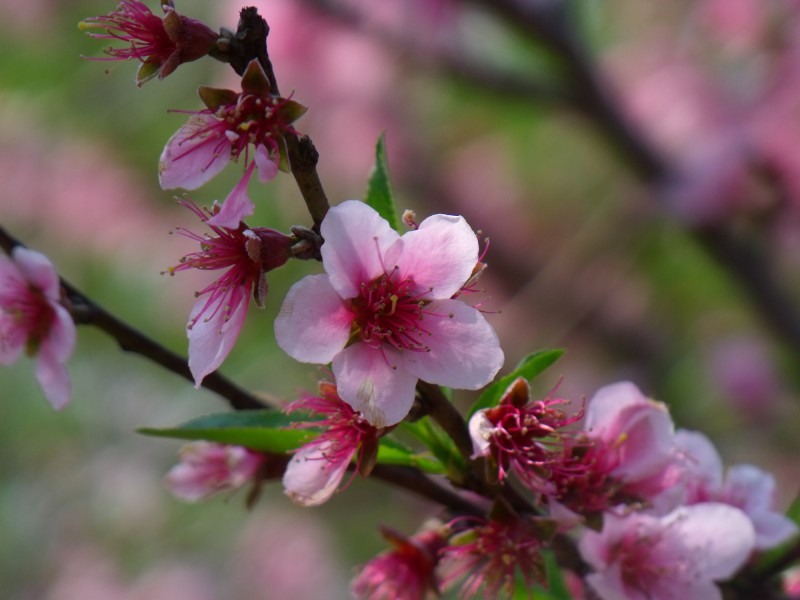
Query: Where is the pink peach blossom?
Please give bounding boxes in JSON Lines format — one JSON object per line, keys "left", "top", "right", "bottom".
{"left": 80, "top": 0, "right": 218, "bottom": 86}
{"left": 0, "top": 247, "right": 76, "bottom": 410}
{"left": 168, "top": 198, "right": 293, "bottom": 385}
{"left": 654, "top": 429, "right": 798, "bottom": 549}
{"left": 351, "top": 525, "right": 446, "bottom": 600}
{"left": 469, "top": 377, "right": 584, "bottom": 490}
{"left": 579, "top": 504, "right": 756, "bottom": 600}
{"left": 164, "top": 441, "right": 264, "bottom": 502}
{"left": 274, "top": 200, "right": 503, "bottom": 427}
{"left": 583, "top": 381, "right": 676, "bottom": 496}
{"left": 439, "top": 516, "right": 545, "bottom": 598}
{"left": 282, "top": 381, "right": 380, "bottom": 507}
{"left": 158, "top": 59, "right": 306, "bottom": 192}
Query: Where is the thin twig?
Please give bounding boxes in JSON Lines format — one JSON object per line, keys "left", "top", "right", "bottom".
{"left": 221, "top": 7, "right": 331, "bottom": 228}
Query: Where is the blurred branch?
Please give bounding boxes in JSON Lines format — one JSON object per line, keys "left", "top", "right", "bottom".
{"left": 370, "top": 464, "right": 485, "bottom": 516}
{"left": 463, "top": 0, "right": 800, "bottom": 365}
{"left": 302, "top": 0, "right": 800, "bottom": 365}
{"left": 299, "top": 0, "right": 572, "bottom": 106}
{"left": 0, "top": 224, "right": 267, "bottom": 411}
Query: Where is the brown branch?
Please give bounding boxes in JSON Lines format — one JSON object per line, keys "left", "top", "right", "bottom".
{"left": 370, "top": 464, "right": 485, "bottom": 516}
{"left": 465, "top": 0, "right": 800, "bottom": 367}
{"left": 0, "top": 225, "right": 267, "bottom": 411}
{"left": 220, "top": 7, "right": 331, "bottom": 228}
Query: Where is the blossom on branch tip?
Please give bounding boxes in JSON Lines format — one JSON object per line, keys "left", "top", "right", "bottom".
{"left": 158, "top": 59, "right": 307, "bottom": 191}
{"left": 274, "top": 200, "right": 504, "bottom": 427}
{"left": 167, "top": 198, "right": 293, "bottom": 385}
{"left": 165, "top": 441, "right": 265, "bottom": 502}
{"left": 80, "top": 0, "right": 218, "bottom": 86}
{"left": 579, "top": 504, "right": 756, "bottom": 600}
{"left": 282, "top": 381, "right": 382, "bottom": 507}
{"left": 0, "top": 247, "right": 76, "bottom": 410}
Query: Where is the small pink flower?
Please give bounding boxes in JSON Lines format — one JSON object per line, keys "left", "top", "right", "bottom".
{"left": 351, "top": 525, "right": 447, "bottom": 600}
{"left": 80, "top": 0, "right": 218, "bottom": 86}
{"left": 282, "top": 381, "right": 381, "bottom": 506}
{"left": 539, "top": 382, "right": 677, "bottom": 517}
{"left": 168, "top": 198, "right": 293, "bottom": 385}
{"left": 654, "top": 429, "right": 799, "bottom": 549}
{"left": 165, "top": 441, "right": 265, "bottom": 502}
{"left": 274, "top": 200, "right": 504, "bottom": 427}
{"left": 583, "top": 381, "right": 676, "bottom": 495}
{"left": 440, "top": 517, "right": 545, "bottom": 598}
{"left": 158, "top": 59, "right": 307, "bottom": 192}
{"left": 0, "top": 247, "right": 76, "bottom": 410}
{"left": 579, "top": 504, "right": 756, "bottom": 600}
{"left": 469, "top": 377, "right": 584, "bottom": 489}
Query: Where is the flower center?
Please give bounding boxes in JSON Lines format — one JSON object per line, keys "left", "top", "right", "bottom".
{"left": 220, "top": 93, "right": 290, "bottom": 161}
{"left": 0, "top": 279, "right": 55, "bottom": 354}
{"left": 350, "top": 270, "right": 432, "bottom": 353}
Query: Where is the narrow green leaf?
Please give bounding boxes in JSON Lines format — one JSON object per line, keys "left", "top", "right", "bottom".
{"left": 376, "top": 437, "right": 445, "bottom": 474}
{"left": 400, "top": 417, "right": 466, "bottom": 479}
{"left": 364, "top": 133, "right": 401, "bottom": 232}
{"left": 543, "top": 550, "right": 572, "bottom": 600}
{"left": 138, "top": 410, "right": 314, "bottom": 454}
{"left": 469, "top": 349, "right": 565, "bottom": 417}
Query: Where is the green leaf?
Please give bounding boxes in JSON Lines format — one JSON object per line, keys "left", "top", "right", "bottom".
{"left": 543, "top": 550, "right": 572, "bottom": 600}
{"left": 510, "top": 551, "right": 572, "bottom": 600}
{"left": 400, "top": 417, "right": 466, "bottom": 481}
{"left": 364, "top": 133, "right": 401, "bottom": 232}
{"left": 468, "top": 349, "right": 565, "bottom": 417}
{"left": 376, "top": 437, "right": 446, "bottom": 474}
{"left": 138, "top": 410, "right": 314, "bottom": 454}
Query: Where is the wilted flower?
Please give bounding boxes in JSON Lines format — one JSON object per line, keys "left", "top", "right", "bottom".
{"left": 351, "top": 525, "right": 447, "bottom": 600}
{"left": 159, "top": 58, "right": 307, "bottom": 200}
{"left": 275, "top": 200, "right": 504, "bottom": 427}
{"left": 439, "top": 516, "right": 546, "bottom": 598}
{"left": 579, "top": 504, "right": 756, "bottom": 600}
{"left": 167, "top": 198, "right": 293, "bottom": 385}
{"left": 0, "top": 247, "right": 76, "bottom": 410}
{"left": 469, "top": 377, "right": 584, "bottom": 489}
{"left": 282, "top": 381, "right": 381, "bottom": 506}
{"left": 165, "top": 441, "right": 265, "bottom": 502}
{"left": 80, "top": 0, "right": 218, "bottom": 86}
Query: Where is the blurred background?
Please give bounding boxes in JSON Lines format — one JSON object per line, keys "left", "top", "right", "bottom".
{"left": 2, "top": 0, "right": 800, "bottom": 597}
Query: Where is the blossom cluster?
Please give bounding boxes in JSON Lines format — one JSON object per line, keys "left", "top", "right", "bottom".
{"left": 2, "top": 2, "right": 797, "bottom": 600}
{"left": 164, "top": 378, "right": 798, "bottom": 599}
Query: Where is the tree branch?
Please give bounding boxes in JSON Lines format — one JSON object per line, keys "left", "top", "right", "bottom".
{"left": 0, "top": 224, "right": 267, "bottom": 411}
{"left": 467, "top": 0, "right": 800, "bottom": 366}
{"left": 221, "top": 7, "right": 331, "bottom": 228}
